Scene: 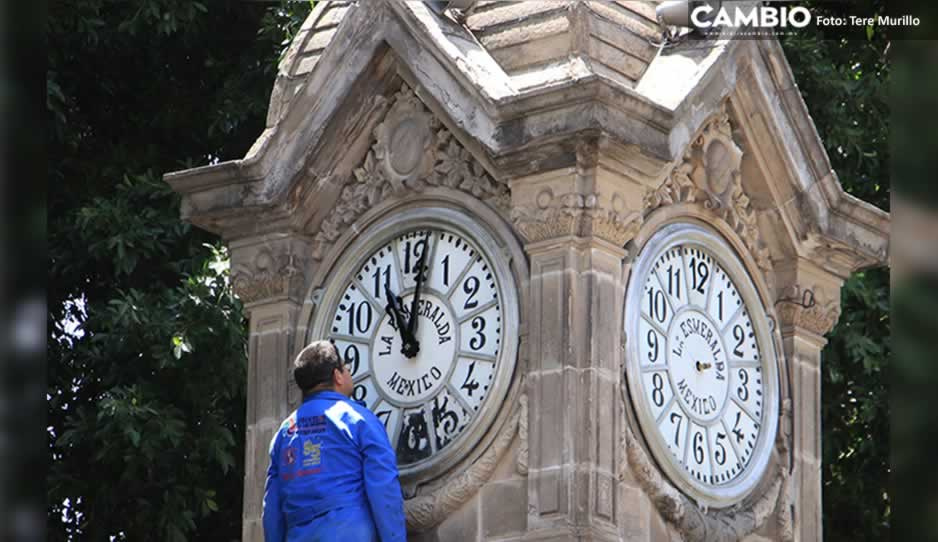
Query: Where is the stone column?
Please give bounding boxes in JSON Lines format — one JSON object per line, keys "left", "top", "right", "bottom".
{"left": 774, "top": 261, "right": 844, "bottom": 542}
{"left": 228, "top": 235, "right": 312, "bottom": 542}
{"left": 511, "top": 153, "right": 644, "bottom": 540}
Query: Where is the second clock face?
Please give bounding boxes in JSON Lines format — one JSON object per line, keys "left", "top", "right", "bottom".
{"left": 625, "top": 223, "right": 778, "bottom": 506}
{"left": 325, "top": 227, "right": 505, "bottom": 468}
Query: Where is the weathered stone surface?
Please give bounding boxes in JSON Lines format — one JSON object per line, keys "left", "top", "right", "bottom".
{"left": 481, "top": 479, "right": 527, "bottom": 538}
{"left": 436, "top": 494, "right": 480, "bottom": 542}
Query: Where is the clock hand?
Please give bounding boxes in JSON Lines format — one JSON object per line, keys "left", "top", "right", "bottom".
{"left": 403, "top": 233, "right": 431, "bottom": 358}
{"left": 384, "top": 286, "right": 413, "bottom": 347}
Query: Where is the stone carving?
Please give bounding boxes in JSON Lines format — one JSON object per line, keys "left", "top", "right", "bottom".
{"left": 622, "top": 418, "right": 786, "bottom": 542}
{"left": 775, "top": 398, "right": 795, "bottom": 542}
{"left": 231, "top": 247, "right": 303, "bottom": 304}
{"left": 373, "top": 87, "right": 436, "bottom": 187}
{"left": 774, "top": 284, "right": 842, "bottom": 336}
{"left": 620, "top": 367, "right": 793, "bottom": 541}
{"left": 644, "top": 103, "right": 772, "bottom": 271}
{"left": 405, "top": 395, "right": 524, "bottom": 531}
{"left": 311, "top": 85, "right": 508, "bottom": 259}
{"left": 511, "top": 189, "right": 642, "bottom": 245}
{"left": 516, "top": 393, "right": 529, "bottom": 475}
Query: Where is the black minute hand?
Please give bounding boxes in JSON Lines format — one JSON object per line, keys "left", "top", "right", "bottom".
{"left": 402, "top": 233, "right": 431, "bottom": 358}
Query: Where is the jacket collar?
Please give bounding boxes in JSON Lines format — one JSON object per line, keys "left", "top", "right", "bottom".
{"left": 302, "top": 390, "right": 346, "bottom": 403}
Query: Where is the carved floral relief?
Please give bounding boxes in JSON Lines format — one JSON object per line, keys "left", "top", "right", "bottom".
{"left": 311, "top": 85, "right": 509, "bottom": 260}
{"left": 644, "top": 103, "right": 772, "bottom": 271}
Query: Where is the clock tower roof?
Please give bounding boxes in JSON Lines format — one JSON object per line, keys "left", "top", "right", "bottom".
{"left": 165, "top": 0, "right": 888, "bottom": 278}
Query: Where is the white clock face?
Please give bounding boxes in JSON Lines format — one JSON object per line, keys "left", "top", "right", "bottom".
{"left": 625, "top": 224, "right": 778, "bottom": 506}
{"left": 323, "top": 226, "right": 509, "bottom": 469}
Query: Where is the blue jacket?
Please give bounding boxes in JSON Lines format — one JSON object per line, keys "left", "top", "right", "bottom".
{"left": 263, "top": 391, "right": 407, "bottom": 542}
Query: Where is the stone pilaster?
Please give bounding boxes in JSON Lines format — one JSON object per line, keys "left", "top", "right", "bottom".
{"left": 229, "top": 235, "right": 312, "bottom": 542}
{"left": 774, "top": 261, "right": 844, "bottom": 542}
{"left": 511, "top": 157, "right": 635, "bottom": 540}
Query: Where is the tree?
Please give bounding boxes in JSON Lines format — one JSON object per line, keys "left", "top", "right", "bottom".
{"left": 782, "top": 8, "right": 891, "bottom": 539}
{"left": 47, "top": 2, "right": 311, "bottom": 540}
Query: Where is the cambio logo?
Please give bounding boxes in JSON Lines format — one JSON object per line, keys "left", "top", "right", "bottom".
{"left": 690, "top": 2, "right": 812, "bottom": 29}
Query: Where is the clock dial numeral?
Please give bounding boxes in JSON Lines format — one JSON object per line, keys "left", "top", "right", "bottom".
{"left": 462, "top": 276, "right": 481, "bottom": 310}
{"left": 708, "top": 421, "right": 742, "bottom": 483}
{"left": 722, "top": 402, "right": 760, "bottom": 469}
{"left": 332, "top": 340, "right": 370, "bottom": 378}
{"left": 686, "top": 421, "right": 713, "bottom": 483}
{"left": 683, "top": 248, "right": 711, "bottom": 309}
{"left": 373, "top": 401, "right": 402, "bottom": 447}
{"left": 428, "top": 233, "right": 474, "bottom": 295}
{"left": 647, "top": 329, "right": 660, "bottom": 362}
{"left": 430, "top": 390, "right": 471, "bottom": 451}
{"left": 724, "top": 310, "right": 758, "bottom": 361}
{"left": 642, "top": 371, "right": 673, "bottom": 420}
{"left": 660, "top": 400, "right": 689, "bottom": 461}
{"left": 459, "top": 305, "right": 500, "bottom": 357}
{"left": 397, "top": 232, "right": 432, "bottom": 287}
{"left": 651, "top": 248, "right": 688, "bottom": 312}
{"left": 638, "top": 318, "right": 666, "bottom": 367}
{"left": 706, "top": 265, "right": 740, "bottom": 327}
{"left": 358, "top": 244, "right": 402, "bottom": 305}
{"left": 449, "top": 357, "right": 494, "bottom": 411}
{"left": 332, "top": 285, "right": 379, "bottom": 338}
{"left": 352, "top": 377, "right": 381, "bottom": 410}
{"left": 396, "top": 406, "right": 433, "bottom": 464}
{"left": 644, "top": 281, "right": 671, "bottom": 327}
{"left": 733, "top": 367, "right": 763, "bottom": 422}
{"left": 666, "top": 263, "right": 682, "bottom": 299}
{"left": 451, "top": 258, "right": 497, "bottom": 319}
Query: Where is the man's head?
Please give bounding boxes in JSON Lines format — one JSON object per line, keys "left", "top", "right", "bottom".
{"left": 293, "top": 340, "right": 354, "bottom": 398}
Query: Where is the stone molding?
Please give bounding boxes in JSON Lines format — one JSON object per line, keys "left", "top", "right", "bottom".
{"left": 231, "top": 245, "right": 305, "bottom": 305}
{"left": 774, "top": 284, "right": 842, "bottom": 337}
{"left": 621, "top": 385, "right": 794, "bottom": 541}
{"left": 644, "top": 103, "right": 772, "bottom": 271}
{"left": 311, "top": 85, "right": 508, "bottom": 259}
{"left": 516, "top": 393, "right": 529, "bottom": 476}
{"left": 404, "top": 393, "right": 525, "bottom": 531}
{"left": 510, "top": 189, "right": 642, "bottom": 245}
{"left": 622, "top": 416, "right": 793, "bottom": 542}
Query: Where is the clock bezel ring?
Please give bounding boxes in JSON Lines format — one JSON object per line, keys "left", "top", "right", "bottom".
{"left": 624, "top": 221, "right": 780, "bottom": 508}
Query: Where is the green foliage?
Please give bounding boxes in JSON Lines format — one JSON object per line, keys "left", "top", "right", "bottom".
{"left": 782, "top": 9, "right": 891, "bottom": 540}
{"left": 47, "top": 1, "right": 312, "bottom": 540}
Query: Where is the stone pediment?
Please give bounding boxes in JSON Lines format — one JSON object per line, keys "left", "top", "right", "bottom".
{"left": 165, "top": 0, "right": 888, "bottom": 279}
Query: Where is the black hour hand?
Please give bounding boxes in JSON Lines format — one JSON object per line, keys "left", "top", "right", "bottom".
{"left": 385, "top": 288, "right": 414, "bottom": 346}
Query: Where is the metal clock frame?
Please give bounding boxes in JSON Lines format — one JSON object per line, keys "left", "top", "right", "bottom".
{"left": 624, "top": 222, "right": 780, "bottom": 508}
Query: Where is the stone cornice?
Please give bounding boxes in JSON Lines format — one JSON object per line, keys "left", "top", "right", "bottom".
{"left": 510, "top": 190, "right": 643, "bottom": 246}
{"left": 230, "top": 238, "right": 310, "bottom": 306}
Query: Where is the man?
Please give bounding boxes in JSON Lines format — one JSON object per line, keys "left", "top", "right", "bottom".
{"left": 263, "top": 340, "right": 407, "bottom": 542}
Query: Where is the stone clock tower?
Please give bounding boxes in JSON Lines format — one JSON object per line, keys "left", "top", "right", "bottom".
{"left": 166, "top": 2, "right": 889, "bottom": 541}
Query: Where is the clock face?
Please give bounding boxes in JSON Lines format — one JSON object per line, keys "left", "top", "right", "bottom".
{"left": 321, "top": 224, "right": 511, "bottom": 470}
{"left": 624, "top": 223, "right": 778, "bottom": 506}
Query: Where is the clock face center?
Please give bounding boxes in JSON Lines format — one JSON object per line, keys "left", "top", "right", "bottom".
{"left": 667, "top": 309, "right": 730, "bottom": 424}
{"left": 372, "top": 292, "right": 457, "bottom": 405}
